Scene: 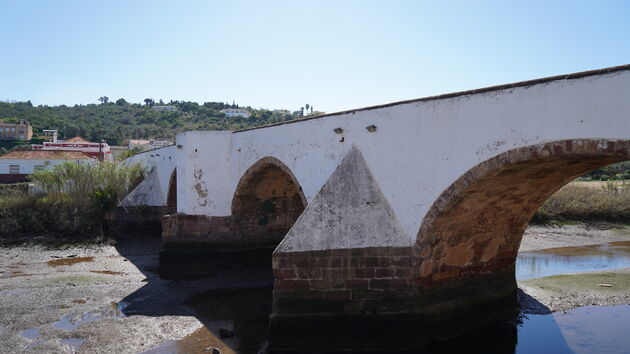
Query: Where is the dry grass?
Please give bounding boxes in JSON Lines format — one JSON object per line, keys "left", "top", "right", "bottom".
{"left": 0, "top": 162, "right": 143, "bottom": 240}
{"left": 533, "top": 181, "right": 630, "bottom": 222}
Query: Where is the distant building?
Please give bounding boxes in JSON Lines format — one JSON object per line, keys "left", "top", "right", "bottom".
{"left": 221, "top": 108, "right": 250, "bottom": 118}
{"left": 0, "top": 150, "right": 96, "bottom": 183}
{"left": 128, "top": 139, "right": 173, "bottom": 152}
{"left": 0, "top": 120, "right": 33, "bottom": 140}
{"left": 32, "top": 136, "right": 113, "bottom": 162}
{"left": 151, "top": 105, "right": 178, "bottom": 112}
{"left": 42, "top": 129, "right": 58, "bottom": 142}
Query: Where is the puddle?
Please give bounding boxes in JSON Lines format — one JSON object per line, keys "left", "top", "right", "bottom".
{"left": 47, "top": 257, "right": 94, "bottom": 267}
{"left": 60, "top": 337, "right": 86, "bottom": 352}
{"left": 20, "top": 327, "right": 41, "bottom": 339}
{"left": 517, "top": 241, "right": 630, "bottom": 279}
{"left": 72, "top": 300, "right": 86, "bottom": 304}
{"left": 20, "top": 327, "right": 45, "bottom": 349}
{"left": 90, "top": 270, "right": 123, "bottom": 275}
{"left": 157, "top": 287, "right": 272, "bottom": 354}
{"left": 52, "top": 302, "right": 126, "bottom": 330}
{"left": 142, "top": 327, "right": 236, "bottom": 354}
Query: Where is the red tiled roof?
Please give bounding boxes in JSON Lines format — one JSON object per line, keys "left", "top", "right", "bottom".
{"left": 63, "top": 136, "right": 92, "bottom": 143}
{"left": 0, "top": 150, "right": 95, "bottom": 160}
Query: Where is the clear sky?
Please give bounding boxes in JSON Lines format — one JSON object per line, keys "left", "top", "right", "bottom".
{"left": 1, "top": 0, "right": 629, "bottom": 113}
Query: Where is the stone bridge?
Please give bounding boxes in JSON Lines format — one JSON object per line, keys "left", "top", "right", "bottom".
{"left": 121, "top": 65, "right": 630, "bottom": 350}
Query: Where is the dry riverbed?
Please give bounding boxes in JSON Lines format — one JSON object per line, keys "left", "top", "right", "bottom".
{"left": 518, "top": 223, "right": 630, "bottom": 314}
{"left": 0, "top": 238, "right": 270, "bottom": 353}
{"left": 0, "top": 223, "right": 629, "bottom": 353}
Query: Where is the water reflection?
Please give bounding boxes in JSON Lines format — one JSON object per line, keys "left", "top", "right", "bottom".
{"left": 137, "top": 242, "right": 630, "bottom": 353}
{"left": 517, "top": 241, "right": 630, "bottom": 279}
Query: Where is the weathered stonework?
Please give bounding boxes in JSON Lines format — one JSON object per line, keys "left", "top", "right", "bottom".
{"left": 416, "top": 139, "right": 630, "bottom": 287}
{"left": 269, "top": 140, "right": 630, "bottom": 350}
{"left": 105, "top": 206, "right": 169, "bottom": 236}
{"left": 159, "top": 157, "right": 307, "bottom": 278}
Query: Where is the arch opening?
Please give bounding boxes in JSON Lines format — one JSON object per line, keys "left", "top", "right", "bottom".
{"left": 231, "top": 157, "right": 306, "bottom": 245}
{"left": 416, "top": 139, "right": 630, "bottom": 287}
{"left": 166, "top": 169, "right": 177, "bottom": 214}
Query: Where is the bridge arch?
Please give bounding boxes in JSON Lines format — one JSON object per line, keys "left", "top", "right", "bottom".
{"left": 416, "top": 139, "right": 630, "bottom": 286}
{"left": 231, "top": 157, "right": 307, "bottom": 239}
{"left": 166, "top": 169, "right": 177, "bottom": 213}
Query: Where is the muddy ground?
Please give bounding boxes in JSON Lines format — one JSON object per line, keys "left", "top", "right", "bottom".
{"left": 0, "top": 223, "right": 629, "bottom": 353}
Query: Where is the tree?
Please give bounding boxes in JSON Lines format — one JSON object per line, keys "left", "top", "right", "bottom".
{"left": 305, "top": 104, "right": 310, "bottom": 113}
{"left": 98, "top": 96, "right": 109, "bottom": 104}
{"left": 300, "top": 107, "right": 304, "bottom": 116}
{"left": 144, "top": 98, "right": 154, "bottom": 106}
{"left": 115, "top": 98, "right": 128, "bottom": 106}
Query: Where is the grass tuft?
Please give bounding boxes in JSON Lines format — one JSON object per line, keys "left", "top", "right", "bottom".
{"left": 533, "top": 181, "right": 630, "bottom": 223}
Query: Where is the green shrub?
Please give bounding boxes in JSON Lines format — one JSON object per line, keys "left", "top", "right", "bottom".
{"left": 0, "top": 162, "right": 143, "bottom": 240}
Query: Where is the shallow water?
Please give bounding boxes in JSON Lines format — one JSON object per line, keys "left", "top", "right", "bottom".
{"left": 51, "top": 301, "right": 126, "bottom": 331}
{"left": 151, "top": 241, "right": 630, "bottom": 353}
{"left": 516, "top": 304, "right": 630, "bottom": 354}
{"left": 516, "top": 241, "right": 630, "bottom": 279}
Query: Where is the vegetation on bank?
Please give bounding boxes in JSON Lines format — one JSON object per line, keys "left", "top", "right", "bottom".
{"left": 0, "top": 162, "right": 143, "bottom": 245}
{"left": 532, "top": 181, "right": 630, "bottom": 223}
{"left": 580, "top": 161, "right": 630, "bottom": 181}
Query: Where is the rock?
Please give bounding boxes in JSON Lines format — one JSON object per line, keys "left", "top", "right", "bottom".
{"left": 218, "top": 327, "right": 234, "bottom": 338}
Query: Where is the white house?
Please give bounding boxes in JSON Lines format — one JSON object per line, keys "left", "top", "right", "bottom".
{"left": 221, "top": 108, "right": 250, "bottom": 118}
{"left": 0, "top": 150, "right": 96, "bottom": 183}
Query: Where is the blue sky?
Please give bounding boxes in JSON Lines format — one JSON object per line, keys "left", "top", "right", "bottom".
{"left": 1, "top": 0, "right": 629, "bottom": 113}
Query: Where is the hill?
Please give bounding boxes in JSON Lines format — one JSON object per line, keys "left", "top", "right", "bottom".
{"left": 0, "top": 100, "right": 299, "bottom": 146}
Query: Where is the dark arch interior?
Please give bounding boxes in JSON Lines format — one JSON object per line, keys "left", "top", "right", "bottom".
{"left": 231, "top": 161, "right": 306, "bottom": 244}
{"left": 416, "top": 140, "right": 630, "bottom": 287}
{"left": 167, "top": 169, "right": 177, "bottom": 214}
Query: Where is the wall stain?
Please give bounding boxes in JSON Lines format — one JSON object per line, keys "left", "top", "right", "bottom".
{"left": 193, "top": 168, "right": 209, "bottom": 206}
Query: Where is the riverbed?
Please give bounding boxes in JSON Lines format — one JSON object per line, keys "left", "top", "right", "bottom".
{"left": 0, "top": 223, "right": 629, "bottom": 353}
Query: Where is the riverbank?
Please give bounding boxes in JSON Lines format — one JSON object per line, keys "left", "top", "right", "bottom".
{"left": 1, "top": 223, "right": 629, "bottom": 353}
{"left": 520, "top": 222, "right": 630, "bottom": 251}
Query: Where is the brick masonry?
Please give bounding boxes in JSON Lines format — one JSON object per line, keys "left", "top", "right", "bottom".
{"left": 105, "top": 206, "right": 169, "bottom": 236}
{"left": 416, "top": 139, "right": 630, "bottom": 288}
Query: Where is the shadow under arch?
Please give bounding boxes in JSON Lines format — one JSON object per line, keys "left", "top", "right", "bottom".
{"left": 230, "top": 156, "right": 307, "bottom": 242}
{"left": 166, "top": 168, "right": 177, "bottom": 214}
{"left": 415, "top": 139, "right": 630, "bottom": 287}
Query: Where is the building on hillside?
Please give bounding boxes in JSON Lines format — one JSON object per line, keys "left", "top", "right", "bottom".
{"left": 0, "top": 120, "right": 33, "bottom": 140}
{"left": 32, "top": 136, "right": 113, "bottom": 162}
{"left": 221, "top": 108, "right": 250, "bottom": 118}
{"left": 0, "top": 150, "right": 96, "bottom": 183}
{"left": 128, "top": 139, "right": 173, "bottom": 152}
{"left": 151, "top": 105, "right": 178, "bottom": 112}
{"left": 42, "top": 129, "right": 58, "bottom": 142}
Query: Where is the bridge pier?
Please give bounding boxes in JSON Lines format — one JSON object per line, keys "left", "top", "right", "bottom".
{"left": 270, "top": 246, "right": 518, "bottom": 351}
{"left": 159, "top": 214, "right": 278, "bottom": 279}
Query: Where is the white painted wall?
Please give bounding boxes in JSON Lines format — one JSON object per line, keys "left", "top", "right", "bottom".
{"left": 0, "top": 158, "right": 95, "bottom": 174}
{"left": 176, "top": 131, "right": 233, "bottom": 215}
{"left": 150, "top": 68, "right": 630, "bottom": 247}
{"left": 118, "top": 145, "right": 177, "bottom": 207}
